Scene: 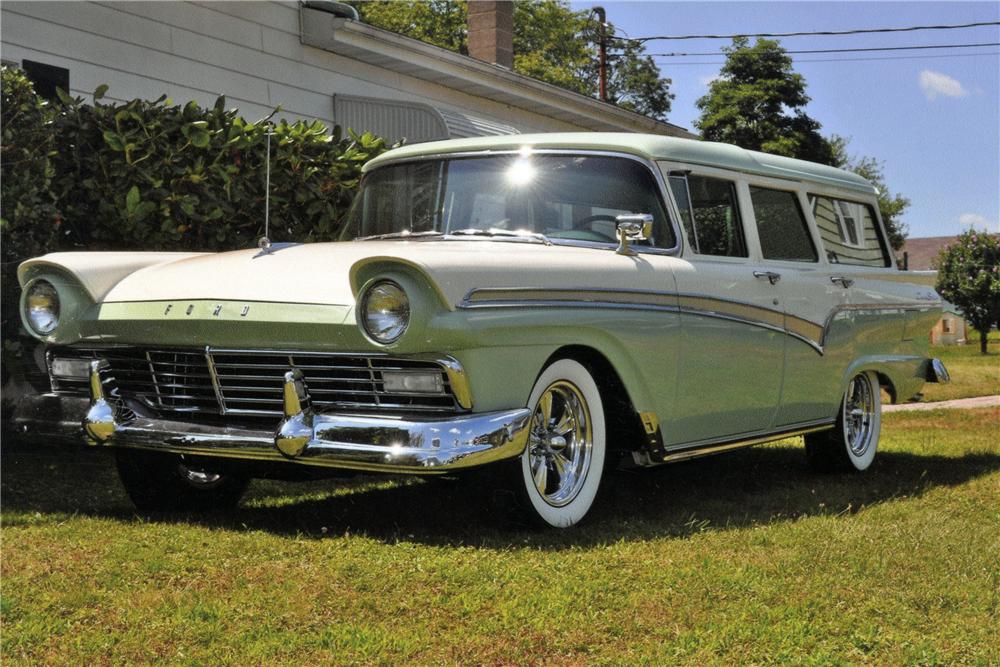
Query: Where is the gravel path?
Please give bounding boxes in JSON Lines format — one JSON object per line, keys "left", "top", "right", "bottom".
{"left": 884, "top": 395, "right": 1000, "bottom": 412}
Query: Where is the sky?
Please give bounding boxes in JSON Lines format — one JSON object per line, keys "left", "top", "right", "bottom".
{"left": 569, "top": 1, "right": 1000, "bottom": 239}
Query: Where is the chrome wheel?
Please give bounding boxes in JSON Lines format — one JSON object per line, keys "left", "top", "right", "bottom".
{"left": 527, "top": 380, "right": 593, "bottom": 507}
{"left": 843, "top": 373, "right": 876, "bottom": 457}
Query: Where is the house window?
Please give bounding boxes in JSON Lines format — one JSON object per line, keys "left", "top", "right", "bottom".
{"left": 942, "top": 318, "right": 953, "bottom": 334}
{"left": 21, "top": 60, "right": 69, "bottom": 101}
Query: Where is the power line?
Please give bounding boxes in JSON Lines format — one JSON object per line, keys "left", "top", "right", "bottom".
{"left": 618, "top": 21, "right": 1000, "bottom": 43}
{"left": 648, "top": 51, "right": 1000, "bottom": 66}
{"left": 640, "top": 42, "right": 1000, "bottom": 58}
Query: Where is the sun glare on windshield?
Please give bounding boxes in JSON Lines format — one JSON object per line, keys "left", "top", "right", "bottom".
{"left": 505, "top": 158, "right": 536, "bottom": 186}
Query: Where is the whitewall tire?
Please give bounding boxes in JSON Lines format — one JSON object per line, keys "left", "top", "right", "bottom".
{"left": 805, "top": 370, "right": 882, "bottom": 472}
{"left": 516, "top": 359, "right": 606, "bottom": 528}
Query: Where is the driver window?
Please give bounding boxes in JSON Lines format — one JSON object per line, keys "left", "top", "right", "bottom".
{"left": 669, "top": 174, "right": 747, "bottom": 257}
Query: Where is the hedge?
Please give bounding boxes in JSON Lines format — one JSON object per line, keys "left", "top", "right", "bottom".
{"left": 0, "top": 66, "right": 391, "bottom": 391}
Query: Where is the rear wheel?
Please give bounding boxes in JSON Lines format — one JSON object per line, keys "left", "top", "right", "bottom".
{"left": 512, "top": 359, "right": 606, "bottom": 528}
{"left": 115, "top": 449, "right": 249, "bottom": 512}
{"left": 805, "top": 371, "right": 881, "bottom": 472}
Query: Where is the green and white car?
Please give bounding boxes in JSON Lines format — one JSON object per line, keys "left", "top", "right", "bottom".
{"left": 15, "top": 133, "right": 949, "bottom": 528}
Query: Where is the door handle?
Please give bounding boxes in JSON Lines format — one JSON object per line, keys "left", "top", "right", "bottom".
{"left": 830, "top": 276, "right": 854, "bottom": 288}
{"left": 753, "top": 270, "right": 781, "bottom": 285}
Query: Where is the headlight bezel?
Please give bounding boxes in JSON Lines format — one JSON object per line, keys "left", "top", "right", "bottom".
{"left": 359, "top": 279, "right": 411, "bottom": 344}
{"left": 23, "top": 278, "right": 61, "bottom": 336}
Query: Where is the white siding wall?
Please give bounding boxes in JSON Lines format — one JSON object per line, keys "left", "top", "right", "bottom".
{"left": 1, "top": 0, "right": 583, "bottom": 133}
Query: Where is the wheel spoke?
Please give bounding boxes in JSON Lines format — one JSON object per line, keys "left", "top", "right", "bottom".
{"left": 531, "top": 455, "right": 548, "bottom": 493}
{"left": 538, "top": 391, "right": 553, "bottom": 427}
{"left": 552, "top": 410, "right": 575, "bottom": 437}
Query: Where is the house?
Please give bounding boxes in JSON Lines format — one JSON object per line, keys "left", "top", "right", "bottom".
{"left": 0, "top": 1, "right": 695, "bottom": 142}
{"left": 897, "top": 234, "right": 1000, "bottom": 345}
{"left": 931, "top": 303, "right": 968, "bottom": 346}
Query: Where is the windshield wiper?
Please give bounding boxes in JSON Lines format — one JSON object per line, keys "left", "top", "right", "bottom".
{"left": 355, "top": 230, "right": 445, "bottom": 241}
{"left": 449, "top": 228, "right": 552, "bottom": 246}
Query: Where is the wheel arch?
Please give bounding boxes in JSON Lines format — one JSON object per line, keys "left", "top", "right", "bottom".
{"left": 542, "top": 344, "right": 656, "bottom": 458}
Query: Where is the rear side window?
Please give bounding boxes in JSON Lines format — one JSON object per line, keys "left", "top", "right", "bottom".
{"left": 669, "top": 175, "right": 747, "bottom": 257}
{"left": 811, "top": 196, "right": 891, "bottom": 267}
{"left": 750, "top": 187, "right": 818, "bottom": 262}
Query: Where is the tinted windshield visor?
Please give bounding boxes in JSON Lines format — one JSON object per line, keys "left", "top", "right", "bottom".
{"left": 340, "top": 154, "right": 676, "bottom": 249}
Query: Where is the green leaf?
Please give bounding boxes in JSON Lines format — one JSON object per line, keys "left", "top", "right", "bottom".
{"left": 102, "top": 131, "right": 125, "bottom": 151}
{"left": 190, "top": 130, "right": 210, "bottom": 148}
{"left": 125, "top": 186, "right": 140, "bottom": 214}
{"left": 93, "top": 84, "right": 109, "bottom": 101}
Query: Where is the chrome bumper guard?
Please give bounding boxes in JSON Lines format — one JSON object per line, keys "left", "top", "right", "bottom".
{"left": 13, "top": 361, "right": 531, "bottom": 474}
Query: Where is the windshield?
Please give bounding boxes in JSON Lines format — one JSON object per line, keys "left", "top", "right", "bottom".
{"left": 340, "top": 154, "right": 676, "bottom": 248}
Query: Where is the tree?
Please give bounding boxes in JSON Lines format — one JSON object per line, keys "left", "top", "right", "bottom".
{"left": 695, "top": 37, "right": 835, "bottom": 165}
{"left": 829, "top": 135, "right": 910, "bottom": 250}
{"left": 352, "top": 1, "right": 673, "bottom": 119}
{"left": 934, "top": 230, "right": 1000, "bottom": 354}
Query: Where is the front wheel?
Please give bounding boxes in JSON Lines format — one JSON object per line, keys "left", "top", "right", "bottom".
{"left": 115, "top": 449, "right": 250, "bottom": 512}
{"left": 805, "top": 370, "right": 882, "bottom": 472}
{"left": 513, "top": 359, "right": 606, "bottom": 528}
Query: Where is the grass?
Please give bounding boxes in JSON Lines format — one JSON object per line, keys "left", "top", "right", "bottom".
{"left": 921, "top": 331, "right": 1000, "bottom": 402}
{"left": 2, "top": 407, "right": 998, "bottom": 665}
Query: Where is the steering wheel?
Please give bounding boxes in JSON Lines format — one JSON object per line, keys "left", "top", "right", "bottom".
{"left": 569, "top": 214, "right": 619, "bottom": 242}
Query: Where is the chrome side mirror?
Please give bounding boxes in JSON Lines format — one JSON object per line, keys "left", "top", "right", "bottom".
{"left": 615, "top": 214, "right": 654, "bottom": 256}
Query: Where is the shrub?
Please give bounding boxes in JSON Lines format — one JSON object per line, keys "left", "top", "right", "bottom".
{"left": 0, "top": 66, "right": 390, "bottom": 398}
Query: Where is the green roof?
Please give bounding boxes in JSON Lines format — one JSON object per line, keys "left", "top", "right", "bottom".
{"left": 364, "top": 132, "right": 876, "bottom": 194}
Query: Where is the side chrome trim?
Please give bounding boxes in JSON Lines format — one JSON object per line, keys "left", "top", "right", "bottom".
{"left": 662, "top": 419, "right": 835, "bottom": 463}
{"left": 460, "top": 287, "right": 941, "bottom": 356}
{"left": 357, "top": 149, "right": 684, "bottom": 257}
{"left": 460, "top": 286, "right": 826, "bottom": 354}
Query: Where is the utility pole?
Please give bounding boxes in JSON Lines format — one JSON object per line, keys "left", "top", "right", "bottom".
{"left": 591, "top": 6, "right": 607, "bottom": 102}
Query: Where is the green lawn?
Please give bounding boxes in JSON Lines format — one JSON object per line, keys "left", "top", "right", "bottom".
{"left": 2, "top": 408, "right": 998, "bottom": 665}
{"left": 922, "top": 331, "right": 1000, "bottom": 402}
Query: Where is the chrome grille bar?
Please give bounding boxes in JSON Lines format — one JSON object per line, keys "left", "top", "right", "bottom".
{"left": 47, "top": 346, "right": 461, "bottom": 418}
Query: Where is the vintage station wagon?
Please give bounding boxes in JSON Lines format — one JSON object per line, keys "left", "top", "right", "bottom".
{"left": 14, "top": 133, "right": 949, "bottom": 528}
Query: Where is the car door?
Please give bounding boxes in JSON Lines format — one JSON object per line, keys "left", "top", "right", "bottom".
{"left": 661, "top": 166, "right": 785, "bottom": 446}
{"left": 742, "top": 180, "right": 845, "bottom": 427}
{"left": 773, "top": 190, "right": 903, "bottom": 425}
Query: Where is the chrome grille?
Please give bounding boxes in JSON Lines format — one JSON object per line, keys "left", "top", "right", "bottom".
{"left": 48, "top": 347, "right": 461, "bottom": 417}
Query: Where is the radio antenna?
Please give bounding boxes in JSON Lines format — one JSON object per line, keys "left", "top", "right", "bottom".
{"left": 257, "top": 129, "right": 273, "bottom": 253}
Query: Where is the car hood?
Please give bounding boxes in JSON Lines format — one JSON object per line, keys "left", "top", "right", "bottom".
{"left": 35, "top": 240, "right": 658, "bottom": 309}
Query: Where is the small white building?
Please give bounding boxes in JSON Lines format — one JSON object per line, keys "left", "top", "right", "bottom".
{"left": 0, "top": 1, "right": 694, "bottom": 142}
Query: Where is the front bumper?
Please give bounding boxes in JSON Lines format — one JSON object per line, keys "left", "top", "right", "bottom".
{"left": 12, "top": 363, "right": 530, "bottom": 474}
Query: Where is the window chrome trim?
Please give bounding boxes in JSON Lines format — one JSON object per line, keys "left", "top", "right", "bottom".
{"left": 355, "top": 149, "right": 684, "bottom": 257}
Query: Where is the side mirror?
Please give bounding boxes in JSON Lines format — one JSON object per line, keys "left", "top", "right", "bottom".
{"left": 615, "top": 214, "right": 654, "bottom": 256}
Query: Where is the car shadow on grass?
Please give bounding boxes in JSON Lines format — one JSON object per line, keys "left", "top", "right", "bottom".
{"left": 3, "top": 437, "right": 999, "bottom": 550}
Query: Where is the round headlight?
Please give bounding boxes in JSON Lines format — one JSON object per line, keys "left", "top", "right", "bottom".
{"left": 25, "top": 279, "right": 60, "bottom": 335}
{"left": 361, "top": 280, "right": 410, "bottom": 343}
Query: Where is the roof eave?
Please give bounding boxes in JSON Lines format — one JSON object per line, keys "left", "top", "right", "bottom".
{"left": 300, "top": 10, "right": 695, "bottom": 138}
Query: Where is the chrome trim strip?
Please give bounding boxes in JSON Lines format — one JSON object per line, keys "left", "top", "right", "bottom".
{"left": 357, "top": 149, "right": 684, "bottom": 257}
{"left": 203, "top": 345, "right": 227, "bottom": 415}
{"left": 460, "top": 287, "right": 940, "bottom": 356}
{"left": 460, "top": 287, "right": 826, "bottom": 354}
{"left": 662, "top": 419, "right": 835, "bottom": 463}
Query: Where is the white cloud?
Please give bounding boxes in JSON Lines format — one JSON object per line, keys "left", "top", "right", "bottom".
{"left": 699, "top": 74, "right": 722, "bottom": 87}
{"left": 957, "top": 213, "right": 999, "bottom": 232}
{"left": 919, "top": 70, "right": 968, "bottom": 100}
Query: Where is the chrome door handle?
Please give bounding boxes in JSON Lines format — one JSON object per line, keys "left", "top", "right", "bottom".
{"left": 753, "top": 271, "right": 781, "bottom": 285}
{"left": 830, "top": 276, "right": 854, "bottom": 288}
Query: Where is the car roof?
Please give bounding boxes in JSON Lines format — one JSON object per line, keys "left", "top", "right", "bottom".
{"left": 363, "top": 132, "right": 877, "bottom": 195}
